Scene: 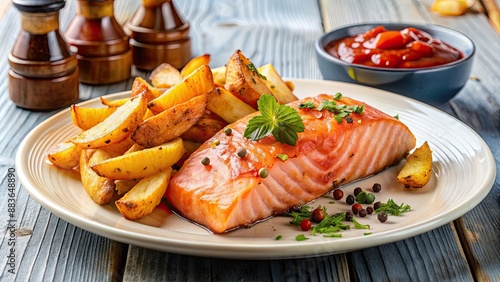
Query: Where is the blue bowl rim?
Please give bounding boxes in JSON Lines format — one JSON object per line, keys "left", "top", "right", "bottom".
{"left": 315, "top": 22, "right": 476, "bottom": 73}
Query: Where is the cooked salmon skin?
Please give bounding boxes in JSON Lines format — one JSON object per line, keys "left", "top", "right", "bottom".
{"left": 166, "top": 94, "right": 416, "bottom": 233}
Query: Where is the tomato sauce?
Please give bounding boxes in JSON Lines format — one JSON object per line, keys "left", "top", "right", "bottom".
{"left": 325, "top": 26, "right": 464, "bottom": 68}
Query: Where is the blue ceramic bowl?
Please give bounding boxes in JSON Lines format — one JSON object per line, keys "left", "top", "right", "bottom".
{"left": 315, "top": 23, "right": 475, "bottom": 104}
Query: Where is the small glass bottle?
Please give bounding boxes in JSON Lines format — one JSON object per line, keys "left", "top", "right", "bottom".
{"left": 126, "top": 0, "right": 192, "bottom": 71}
{"left": 9, "top": 0, "right": 79, "bottom": 111}
{"left": 65, "top": 0, "right": 132, "bottom": 85}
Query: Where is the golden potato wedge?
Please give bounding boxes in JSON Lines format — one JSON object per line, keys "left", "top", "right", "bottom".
{"left": 115, "top": 167, "right": 173, "bottom": 220}
{"left": 148, "top": 64, "right": 213, "bottom": 114}
{"left": 181, "top": 110, "right": 228, "bottom": 143}
{"left": 133, "top": 95, "right": 207, "bottom": 147}
{"left": 181, "top": 53, "right": 210, "bottom": 78}
{"left": 224, "top": 50, "right": 272, "bottom": 109}
{"left": 149, "top": 63, "right": 183, "bottom": 88}
{"left": 80, "top": 149, "right": 116, "bottom": 205}
{"left": 71, "top": 105, "right": 117, "bottom": 130}
{"left": 396, "top": 141, "right": 433, "bottom": 188}
{"left": 71, "top": 95, "right": 148, "bottom": 149}
{"left": 100, "top": 96, "right": 131, "bottom": 107}
{"left": 131, "top": 76, "right": 164, "bottom": 101}
{"left": 103, "top": 136, "right": 136, "bottom": 157}
{"left": 207, "top": 87, "right": 256, "bottom": 123}
{"left": 91, "top": 137, "right": 185, "bottom": 180}
{"left": 47, "top": 141, "right": 82, "bottom": 169}
{"left": 115, "top": 179, "right": 140, "bottom": 196}
{"left": 258, "top": 64, "right": 298, "bottom": 104}
{"left": 211, "top": 66, "right": 226, "bottom": 87}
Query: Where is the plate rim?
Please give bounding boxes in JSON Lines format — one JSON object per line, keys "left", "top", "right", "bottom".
{"left": 16, "top": 79, "right": 497, "bottom": 259}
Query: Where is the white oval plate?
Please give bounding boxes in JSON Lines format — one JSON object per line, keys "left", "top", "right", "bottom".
{"left": 16, "top": 79, "right": 496, "bottom": 259}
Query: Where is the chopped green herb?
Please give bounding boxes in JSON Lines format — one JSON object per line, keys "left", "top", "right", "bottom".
{"left": 276, "top": 153, "right": 289, "bottom": 161}
{"left": 363, "top": 232, "right": 373, "bottom": 236}
{"left": 394, "top": 114, "right": 399, "bottom": 120}
{"left": 316, "top": 100, "right": 365, "bottom": 123}
{"left": 275, "top": 235, "right": 283, "bottom": 240}
{"left": 375, "top": 199, "right": 411, "bottom": 216}
{"left": 286, "top": 205, "right": 312, "bottom": 225}
{"left": 334, "top": 92, "right": 343, "bottom": 100}
{"left": 246, "top": 63, "right": 267, "bottom": 80}
{"left": 352, "top": 218, "right": 370, "bottom": 229}
{"left": 295, "top": 234, "right": 309, "bottom": 241}
{"left": 328, "top": 201, "right": 335, "bottom": 204}
{"left": 312, "top": 212, "right": 350, "bottom": 236}
{"left": 244, "top": 94, "right": 305, "bottom": 146}
{"left": 323, "top": 233, "right": 342, "bottom": 238}
{"left": 298, "top": 101, "right": 316, "bottom": 109}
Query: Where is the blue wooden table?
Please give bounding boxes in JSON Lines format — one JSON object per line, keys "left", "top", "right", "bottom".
{"left": 1, "top": 0, "right": 499, "bottom": 281}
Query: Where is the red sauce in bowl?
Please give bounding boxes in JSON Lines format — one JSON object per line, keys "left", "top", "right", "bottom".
{"left": 325, "top": 26, "right": 464, "bottom": 68}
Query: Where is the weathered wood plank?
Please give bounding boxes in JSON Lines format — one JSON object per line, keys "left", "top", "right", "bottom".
{"left": 417, "top": 1, "right": 500, "bottom": 281}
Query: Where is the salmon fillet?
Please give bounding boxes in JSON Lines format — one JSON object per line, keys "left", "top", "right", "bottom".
{"left": 166, "top": 94, "right": 416, "bottom": 233}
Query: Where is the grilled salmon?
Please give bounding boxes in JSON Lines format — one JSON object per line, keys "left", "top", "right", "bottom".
{"left": 166, "top": 94, "right": 416, "bottom": 233}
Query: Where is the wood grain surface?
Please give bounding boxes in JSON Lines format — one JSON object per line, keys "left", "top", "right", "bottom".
{"left": 0, "top": 0, "right": 498, "bottom": 281}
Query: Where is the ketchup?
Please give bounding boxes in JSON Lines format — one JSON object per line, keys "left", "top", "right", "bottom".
{"left": 326, "top": 26, "right": 464, "bottom": 68}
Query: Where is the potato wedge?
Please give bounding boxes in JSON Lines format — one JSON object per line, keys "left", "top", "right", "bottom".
{"left": 91, "top": 137, "right": 185, "bottom": 180}
{"left": 103, "top": 136, "right": 136, "bottom": 157}
{"left": 80, "top": 149, "right": 115, "bottom": 205}
{"left": 131, "top": 76, "right": 164, "bottom": 101}
{"left": 47, "top": 141, "right": 82, "bottom": 169}
{"left": 71, "top": 95, "right": 148, "bottom": 149}
{"left": 133, "top": 95, "right": 207, "bottom": 147}
{"left": 115, "top": 167, "right": 173, "bottom": 220}
{"left": 148, "top": 64, "right": 213, "bottom": 114}
{"left": 211, "top": 66, "right": 226, "bottom": 87}
{"left": 258, "top": 64, "right": 298, "bottom": 104}
{"left": 71, "top": 105, "right": 117, "bottom": 130}
{"left": 149, "top": 63, "right": 183, "bottom": 88}
{"left": 181, "top": 53, "right": 210, "bottom": 78}
{"left": 176, "top": 140, "right": 202, "bottom": 168}
{"left": 207, "top": 87, "right": 256, "bottom": 123}
{"left": 115, "top": 179, "right": 140, "bottom": 196}
{"left": 396, "top": 141, "right": 433, "bottom": 188}
{"left": 100, "top": 96, "right": 131, "bottom": 107}
{"left": 224, "top": 50, "right": 272, "bottom": 109}
{"left": 180, "top": 110, "right": 228, "bottom": 143}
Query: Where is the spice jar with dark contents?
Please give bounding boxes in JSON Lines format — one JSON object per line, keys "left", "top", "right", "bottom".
{"left": 9, "top": 0, "right": 79, "bottom": 111}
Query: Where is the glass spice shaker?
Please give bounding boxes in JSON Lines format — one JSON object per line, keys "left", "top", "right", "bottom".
{"left": 65, "top": 0, "right": 132, "bottom": 85}
{"left": 126, "top": 0, "right": 192, "bottom": 71}
{"left": 9, "top": 0, "right": 79, "bottom": 111}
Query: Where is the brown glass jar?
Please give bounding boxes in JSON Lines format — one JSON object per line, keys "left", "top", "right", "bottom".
{"left": 9, "top": 0, "right": 79, "bottom": 111}
{"left": 65, "top": 0, "right": 132, "bottom": 85}
{"left": 126, "top": 0, "right": 192, "bottom": 71}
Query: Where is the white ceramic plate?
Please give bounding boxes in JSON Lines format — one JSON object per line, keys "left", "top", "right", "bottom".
{"left": 16, "top": 79, "right": 496, "bottom": 259}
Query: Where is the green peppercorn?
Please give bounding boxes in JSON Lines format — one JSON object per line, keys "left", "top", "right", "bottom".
{"left": 237, "top": 147, "right": 247, "bottom": 158}
{"left": 213, "top": 139, "right": 220, "bottom": 146}
{"left": 365, "top": 193, "right": 375, "bottom": 204}
{"left": 259, "top": 168, "right": 269, "bottom": 178}
{"left": 355, "top": 191, "right": 367, "bottom": 203}
{"left": 224, "top": 128, "right": 232, "bottom": 135}
{"left": 201, "top": 157, "right": 210, "bottom": 166}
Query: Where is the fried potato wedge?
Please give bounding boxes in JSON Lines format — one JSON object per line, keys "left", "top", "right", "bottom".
{"left": 148, "top": 64, "right": 213, "bottom": 114}
{"left": 149, "top": 63, "right": 183, "bottom": 88}
{"left": 47, "top": 141, "right": 82, "bottom": 169}
{"left": 103, "top": 137, "right": 136, "bottom": 157}
{"left": 131, "top": 77, "right": 164, "bottom": 101}
{"left": 396, "top": 141, "right": 433, "bottom": 188}
{"left": 71, "top": 95, "right": 148, "bottom": 149}
{"left": 115, "top": 167, "right": 173, "bottom": 220}
{"left": 91, "top": 137, "right": 185, "bottom": 180}
{"left": 115, "top": 179, "right": 140, "bottom": 196}
{"left": 100, "top": 97, "right": 131, "bottom": 107}
{"left": 258, "top": 64, "right": 298, "bottom": 104}
{"left": 80, "top": 149, "right": 115, "bottom": 205}
{"left": 224, "top": 50, "right": 272, "bottom": 109}
{"left": 180, "top": 110, "right": 228, "bottom": 143}
{"left": 207, "top": 87, "right": 256, "bottom": 123}
{"left": 71, "top": 105, "right": 117, "bottom": 130}
{"left": 133, "top": 95, "right": 207, "bottom": 147}
{"left": 181, "top": 53, "right": 211, "bottom": 78}
{"left": 211, "top": 66, "right": 226, "bottom": 87}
